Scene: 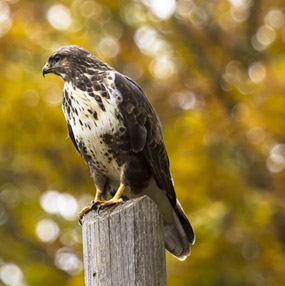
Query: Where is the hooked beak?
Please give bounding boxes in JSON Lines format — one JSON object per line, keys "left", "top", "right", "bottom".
{"left": 42, "top": 62, "right": 52, "bottom": 77}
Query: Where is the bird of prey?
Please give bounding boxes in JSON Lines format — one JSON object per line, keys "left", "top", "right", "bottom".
{"left": 42, "top": 45, "right": 195, "bottom": 260}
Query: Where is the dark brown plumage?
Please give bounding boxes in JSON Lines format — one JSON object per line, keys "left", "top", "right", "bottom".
{"left": 42, "top": 45, "right": 195, "bottom": 260}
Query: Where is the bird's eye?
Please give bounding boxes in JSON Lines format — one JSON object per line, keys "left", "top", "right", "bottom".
{"left": 54, "top": 55, "right": 61, "bottom": 63}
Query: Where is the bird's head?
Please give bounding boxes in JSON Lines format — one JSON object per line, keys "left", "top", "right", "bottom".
{"left": 42, "top": 45, "right": 95, "bottom": 81}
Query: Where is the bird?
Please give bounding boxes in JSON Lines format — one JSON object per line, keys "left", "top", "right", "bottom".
{"left": 42, "top": 45, "right": 195, "bottom": 260}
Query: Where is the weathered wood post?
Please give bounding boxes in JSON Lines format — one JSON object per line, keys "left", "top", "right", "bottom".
{"left": 82, "top": 196, "right": 167, "bottom": 286}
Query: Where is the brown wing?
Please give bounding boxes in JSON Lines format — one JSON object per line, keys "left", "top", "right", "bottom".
{"left": 115, "top": 73, "right": 195, "bottom": 244}
{"left": 114, "top": 72, "right": 176, "bottom": 206}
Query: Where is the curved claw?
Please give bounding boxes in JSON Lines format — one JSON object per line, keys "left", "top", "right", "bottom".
{"left": 78, "top": 215, "right": 83, "bottom": 226}
{"left": 78, "top": 201, "right": 95, "bottom": 226}
{"left": 97, "top": 204, "right": 103, "bottom": 215}
{"left": 91, "top": 201, "right": 102, "bottom": 210}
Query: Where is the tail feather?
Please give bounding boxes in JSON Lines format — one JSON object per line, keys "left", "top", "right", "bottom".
{"left": 175, "top": 199, "right": 195, "bottom": 244}
{"left": 164, "top": 209, "right": 194, "bottom": 260}
{"left": 139, "top": 179, "right": 194, "bottom": 260}
{"left": 164, "top": 226, "right": 189, "bottom": 260}
{"left": 164, "top": 199, "right": 195, "bottom": 260}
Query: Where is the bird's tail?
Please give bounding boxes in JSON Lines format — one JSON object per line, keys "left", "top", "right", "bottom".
{"left": 164, "top": 199, "right": 195, "bottom": 260}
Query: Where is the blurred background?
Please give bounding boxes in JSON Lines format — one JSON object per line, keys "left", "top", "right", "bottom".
{"left": 0, "top": 0, "right": 285, "bottom": 285}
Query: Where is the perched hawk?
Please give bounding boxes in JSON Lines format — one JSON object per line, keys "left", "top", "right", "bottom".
{"left": 42, "top": 45, "right": 195, "bottom": 260}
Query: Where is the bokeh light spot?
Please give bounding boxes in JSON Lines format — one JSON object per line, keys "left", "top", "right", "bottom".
{"left": 265, "top": 9, "right": 284, "bottom": 30}
{"left": 56, "top": 193, "right": 78, "bottom": 220}
{"left": 40, "top": 190, "right": 78, "bottom": 220}
{"left": 55, "top": 249, "right": 83, "bottom": 275}
{"left": 256, "top": 25, "right": 276, "bottom": 47}
{"left": 81, "top": 1, "right": 102, "bottom": 19}
{"left": 47, "top": 5, "right": 72, "bottom": 31}
{"left": 230, "top": 5, "right": 250, "bottom": 23}
{"left": 266, "top": 144, "right": 285, "bottom": 173}
{"left": 189, "top": 7, "right": 208, "bottom": 28}
{"left": 134, "top": 26, "right": 159, "bottom": 56}
{"left": 150, "top": 56, "right": 175, "bottom": 79}
{"left": 142, "top": 0, "right": 176, "bottom": 20}
{"left": 0, "top": 264, "right": 23, "bottom": 286}
{"left": 98, "top": 37, "right": 120, "bottom": 58}
{"left": 40, "top": 190, "right": 59, "bottom": 214}
{"left": 171, "top": 91, "right": 197, "bottom": 110}
{"left": 36, "top": 219, "right": 59, "bottom": 243}
{"left": 248, "top": 62, "right": 266, "bottom": 83}
{"left": 0, "top": 1, "right": 12, "bottom": 38}
{"left": 176, "top": 0, "right": 196, "bottom": 19}
{"left": 228, "top": 0, "right": 250, "bottom": 7}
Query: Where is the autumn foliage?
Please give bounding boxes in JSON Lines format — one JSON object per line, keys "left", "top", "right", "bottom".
{"left": 0, "top": 0, "right": 285, "bottom": 285}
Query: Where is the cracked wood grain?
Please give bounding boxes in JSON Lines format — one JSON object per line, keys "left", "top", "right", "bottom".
{"left": 82, "top": 196, "right": 167, "bottom": 286}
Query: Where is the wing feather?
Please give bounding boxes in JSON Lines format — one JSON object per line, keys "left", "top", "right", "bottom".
{"left": 114, "top": 72, "right": 176, "bottom": 206}
{"left": 115, "top": 73, "right": 195, "bottom": 244}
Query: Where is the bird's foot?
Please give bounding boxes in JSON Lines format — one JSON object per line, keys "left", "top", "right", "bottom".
{"left": 96, "top": 198, "right": 124, "bottom": 214}
{"left": 78, "top": 200, "right": 103, "bottom": 226}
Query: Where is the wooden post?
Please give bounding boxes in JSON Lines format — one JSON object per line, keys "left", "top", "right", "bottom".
{"left": 81, "top": 196, "right": 167, "bottom": 286}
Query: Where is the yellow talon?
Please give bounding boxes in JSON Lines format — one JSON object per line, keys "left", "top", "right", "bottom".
{"left": 78, "top": 189, "right": 105, "bottom": 225}
{"left": 78, "top": 185, "right": 125, "bottom": 225}
{"left": 97, "top": 184, "right": 125, "bottom": 209}
{"left": 94, "top": 189, "right": 104, "bottom": 203}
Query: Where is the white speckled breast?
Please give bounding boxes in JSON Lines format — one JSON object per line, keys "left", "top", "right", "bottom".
{"left": 62, "top": 71, "right": 124, "bottom": 184}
